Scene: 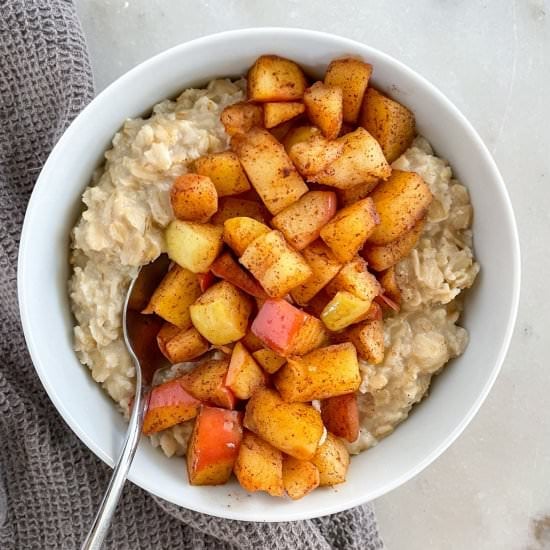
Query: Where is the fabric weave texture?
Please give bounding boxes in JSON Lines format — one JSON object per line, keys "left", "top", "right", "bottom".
{"left": 0, "top": 1, "right": 384, "bottom": 548}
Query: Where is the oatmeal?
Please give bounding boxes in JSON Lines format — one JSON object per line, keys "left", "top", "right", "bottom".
{"left": 347, "top": 137, "right": 479, "bottom": 453}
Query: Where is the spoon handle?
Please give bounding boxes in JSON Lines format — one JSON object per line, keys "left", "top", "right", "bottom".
{"left": 80, "top": 379, "right": 146, "bottom": 549}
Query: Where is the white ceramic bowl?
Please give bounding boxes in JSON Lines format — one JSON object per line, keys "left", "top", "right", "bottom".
{"left": 18, "top": 28, "right": 520, "bottom": 522}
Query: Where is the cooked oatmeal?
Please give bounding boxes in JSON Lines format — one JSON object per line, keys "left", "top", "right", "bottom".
{"left": 69, "top": 83, "right": 478, "bottom": 459}
{"left": 347, "top": 137, "right": 479, "bottom": 453}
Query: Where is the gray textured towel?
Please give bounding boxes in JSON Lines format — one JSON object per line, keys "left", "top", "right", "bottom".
{"left": 0, "top": 1, "right": 384, "bottom": 548}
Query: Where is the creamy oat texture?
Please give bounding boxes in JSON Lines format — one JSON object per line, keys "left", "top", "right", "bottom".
{"left": 70, "top": 85, "right": 478, "bottom": 459}
{"left": 69, "top": 79, "right": 244, "bottom": 421}
{"left": 347, "top": 136, "right": 479, "bottom": 453}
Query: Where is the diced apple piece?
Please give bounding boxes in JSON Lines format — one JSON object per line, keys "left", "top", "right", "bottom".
{"left": 288, "top": 134, "right": 344, "bottom": 177}
{"left": 244, "top": 388, "right": 324, "bottom": 460}
{"left": 368, "top": 170, "right": 433, "bottom": 245}
{"left": 231, "top": 128, "right": 308, "bottom": 215}
{"left": 165, "top": 220, "right": 223, "bottom": 274}
{"left": 303, "top": 81, "right": 343, "bottom": 140}
{"left": 225, "top": 342, "right": 266, "bottom": 400}
{"left": 240, "top": 230, "right": 312, "bottom": 298}
{"left": 263, "top": 101, "right": 305, "bottom": 128}
{"left": 324, "top": 57, "right": 372, "bottom": 123}
{"left": 234, "top": 430, "right": 284, "bottom": 496}
{"left": 282, "top": 457, "right": 320, "bottom": 500}
{"left": 274, "top": 343, "right": 360, "bottom": 402}
{"left": 328, "top": 298, "right": 381, "bottom": 330}
{"left": 339, "top": 299, "right": 383, "bottom": 327}
{"left": 320, "top": 197, "right": 380, "bottom": 263}
{"left": 142, "top": 264, "right": 200, "bottom": 328}
{"left": 170, "top": 174, "right": 218, "bottom": 223}
{"left": 251, "top": 298, "right": 305, "bottom": 355}
{"left": 156, "top": 323, "right": 209, "bottom": 364}
{"left": 320, "top": 394, "right": 360, "bottom": 443}
{"left": 194, "top": 151, "right": 251, "bottom": 197}
{"left": 251, "top": 299, "right": 327, "bottom": 357}
{"left": 310, "top": 127, "right": 391, "bottom": 189}
{"left": 142, "top": 379, "right": 200, "bottom": 435}
{"left": 359, "top": 87, "right": 416, "bottom": 163}
{"left": 362, "top": 216, "right": 425, "bottom": 271}
{"left": 248, "top": 55, "right": 307, "bottom": 102}
{"left": 223, "top": 216, "right": 271, "bottom": 257}
{"left": 271, "top": 191, "right": 337, "bottom": 250}
{"left": 221, "top": 101, "right": 263, "bottom": 136}
{"left": 252, "top": 349, "right": 286, "bottom": 374}
{"left": 189, "top": 281, "right": 252, "bottom": 345}
{"left": 347, "top": 319, "right": 385, "bottom": 364}
{"left": 290, "top": 241, "right": 343, "bottom": 306}
{"left": 187, "top": 406, "right": 243, "bottom": 485}
{"left": 180, "top": 358, "right": 237, "bottom": 409}
{"left": 210, "top": 252, "right": 267, "bottom": 299}
{"left": 321, "top": 291, "right": 371, "bottom": 331}
{"left": 311, "top": 433, "right": 350, "bottom": 486}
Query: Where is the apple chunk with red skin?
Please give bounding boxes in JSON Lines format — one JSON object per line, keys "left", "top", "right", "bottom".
{"left": 186, "top": 406, "right": 243, "bottom": 485}
{"left": 142, "top": 378, "right": 200, "bottom": 435}
{"left": 320, "top": 393, "right": 360, "bottom": 443}
{"left": 251, "top": 298, "right": 327, "bottom": 357}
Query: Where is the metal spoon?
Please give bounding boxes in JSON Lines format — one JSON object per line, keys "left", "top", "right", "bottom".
{"left": 81, "top": 255, "right": 170, "bottom": 549}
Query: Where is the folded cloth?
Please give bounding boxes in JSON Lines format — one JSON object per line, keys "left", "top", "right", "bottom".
{"left": 0, "top": 1, "right": 384, "bottom": 548}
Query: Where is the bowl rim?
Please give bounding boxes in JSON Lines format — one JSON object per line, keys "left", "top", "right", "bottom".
{"left": 18, "top": 27, "right": 521, "bottom": 521}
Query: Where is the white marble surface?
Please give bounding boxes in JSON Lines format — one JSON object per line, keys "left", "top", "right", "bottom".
{"left": 74, "top": 1, "right": 550, "bottom": 548}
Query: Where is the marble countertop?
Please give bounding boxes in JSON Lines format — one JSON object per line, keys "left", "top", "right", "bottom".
{"left": 75, "top": 1, "right": 550, "bottom": 548}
